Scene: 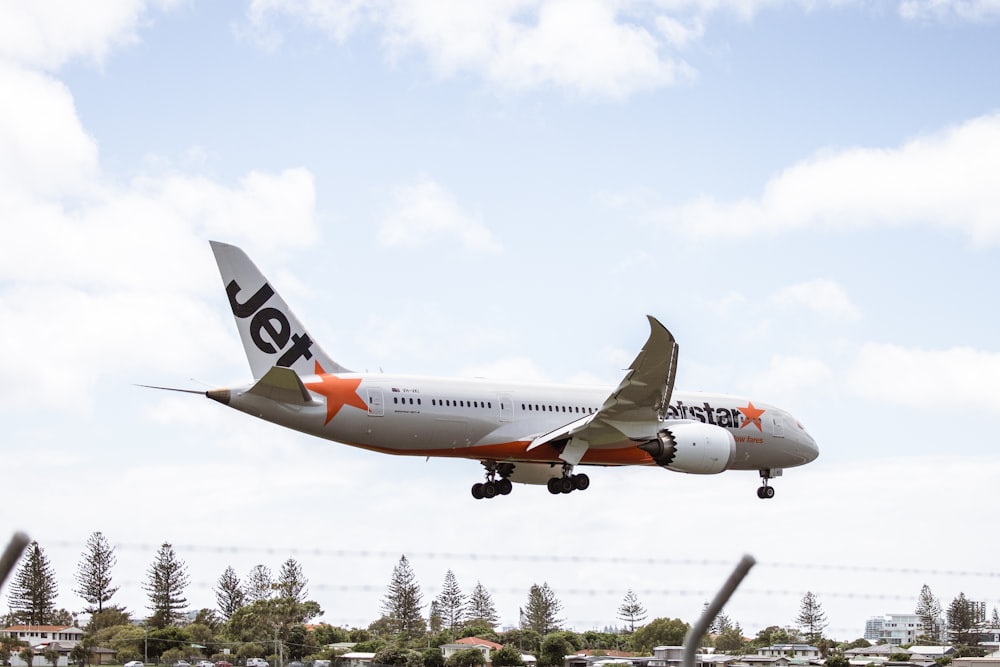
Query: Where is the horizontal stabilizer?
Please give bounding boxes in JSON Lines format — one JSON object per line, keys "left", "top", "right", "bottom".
{"left": 247, "top": 366, "right": 317, "bottom": 405}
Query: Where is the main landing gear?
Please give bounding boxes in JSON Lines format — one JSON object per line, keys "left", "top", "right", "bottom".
{"left": 471, "top": 461, "right": 514, "bottom": 500}
{"left": 756, "top": 468, "right": 779, "bottom": 499}
{"left": 547, "top": 464, "right": 590, "bottom": 495}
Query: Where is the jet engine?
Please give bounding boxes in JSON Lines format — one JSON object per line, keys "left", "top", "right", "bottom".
{"left": 638, "top": 421, "right": 736, "bottom": 474}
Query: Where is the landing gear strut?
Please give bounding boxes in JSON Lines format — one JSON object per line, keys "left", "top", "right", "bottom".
{"left": 756, "top": 468, "right": 778, "bottom": 499}
{"left": 546, "top": 464, "right": 590, "bottom": 495}
{"left": 471, "top": 461, "right": 514, "bottom": 500}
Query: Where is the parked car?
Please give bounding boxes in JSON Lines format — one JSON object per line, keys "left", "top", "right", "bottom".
{"left": 215, "top": 661, "right": 233, "bottom": 667}
{"left": 197, "top": 661, "right": 214, "bottom": 667}
{"left": 313, "top": 661, "right": 330, "bottom": 667}
{"left": 287, "top": 662, "right": 304, "bottom": 667}
{"left": 247, "top": 659, "right": 269, "bottom": 667}
{"left": 124, "top": 662, "right": 144, "bottom": 667}
{"left": 174, "top": 661, "right": 191, "bottom": 667}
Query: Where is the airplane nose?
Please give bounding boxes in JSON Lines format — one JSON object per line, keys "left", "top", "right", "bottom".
{"left": 801, "top": 430, "right": 819, "bottom": 462}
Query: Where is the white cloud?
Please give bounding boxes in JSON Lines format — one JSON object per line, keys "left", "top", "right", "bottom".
{"left": 378, "top": 175, "right": 502, "bottom": 253}
{"left": 0, "top": 0, "right": 169, "bottom": 70}
{"left": 771, "top": 279, "right": 861, "bottom": 321}
{"left": 651, "top": 113, "right": 1000, "bottom": 246}
{"left": 0, "top": 63, "right": 99, "bottom": 201}
{"left": 245, "top": 0, "right": 693, "bottom": 98}
{"left": 752, "top": 354, "right": 834, "bottom": 400}
{"left": 899, "top": 0, "right": 1000, "bottom": 21}
{"left": 846, "top": 343, "right": 1000, "bottom": 412}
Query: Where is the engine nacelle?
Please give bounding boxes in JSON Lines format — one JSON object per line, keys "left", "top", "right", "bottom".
{"left": 638, "top": 421, "right": 736, "bottom": 474}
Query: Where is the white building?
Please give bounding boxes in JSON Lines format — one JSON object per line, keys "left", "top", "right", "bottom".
{"left": 867, "top": 614, "right": 939, "bottom": 645}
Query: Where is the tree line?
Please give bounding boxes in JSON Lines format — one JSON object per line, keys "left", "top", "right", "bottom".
{"left": 3, "top": 535, "right": 997, "bottom": 667}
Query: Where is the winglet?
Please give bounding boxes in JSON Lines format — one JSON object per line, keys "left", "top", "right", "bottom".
{"left": 210, "top": 241, "right": 351, "bottom": 379}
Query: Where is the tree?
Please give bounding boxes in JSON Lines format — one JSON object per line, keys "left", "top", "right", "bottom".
{"left": 538, "top": 634, "right": 573, "bottom": 667}
{"left": 492, "top": 646, "right": 524, "bottom": 667}
{"left": 947, "top": 592, "right": 983, "bottom": 646}
{"left": 616, "top": 590, "right": 647, "bottom": 633}
{"left": 69, "top": 643, "right": 90, "bottom": 667}
{"left": 1, "top": 636, "right": 27, "bottom": 667}
{"left": 6, "top": 541, "right": 59, "bottom": 625}
{"left": 795, "top": 591, "right": 828, "bottom": 643}
{"left": 277, "top": 558, "right": 308, "bottom": 603}
{"left": 74, "top": 532, "right": 119, "bottom": 614}
{"left": 86, "top": 607, "right": 131, "bottom": 632}
{"left": 215, "top": 566, "right": 246, "bottom": 621}
{"left": 715, "top": 627, "right": 745, "bottom": 653}
{"left": 446, "top": 648, "right": 487, "bottom": 667}
{"left": 244, "top": 565, "right": 274, "bottom": 603}
{"left": 434, "top": 570, "right": 466, "bottom": 633}
{"left": 629, "top": 618, "right": 690, "bottom": 655}
{"left": 915, "top": 584, "right": 943, "bottom": 643}
{"left": 521, "top": 584, "right": 563, "bottom": 635}
{"left": 42, "top": 647, "right": 60, "bottom": 667}
{"left": 466, "top": 582, "right": 500, "bottom": 629}
{"left": 380, "top": 555, "right": 425, "bottom": 639}
{"left": 825, "top": 653, "right": 850, "bottom": 667}
{"left": 143, "top": 542, "right": 190, "bottom": 629}
{"left": 372, "top": 645, "right": 410, "bottom": 666}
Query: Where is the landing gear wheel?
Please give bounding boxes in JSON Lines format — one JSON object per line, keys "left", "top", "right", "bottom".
{"left": 483, "top": 481, "right": 498, "bottom": 498}
{"left": 498, "top": 478, "right": 513, "bottom": 495}
{"left": 472, "top": 483, "right": 485, "bottom": 499}
{"left": 573, "top": 473, "right": 590, "bottom": 491}
{"left": 547, "top": 478, "right": 562, "bottom": 495}
{"left": 558, "top": 476, "right": 575, "bottom": 494}
{"left": 764, "top": 485, "right": 775, "bottom": 499}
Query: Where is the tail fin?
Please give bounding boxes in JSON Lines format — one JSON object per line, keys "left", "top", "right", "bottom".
{"left": 209, "top": 241, "right": 351, "bottom": 378}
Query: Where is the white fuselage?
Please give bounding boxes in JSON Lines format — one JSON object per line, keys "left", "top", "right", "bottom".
{"left": 219, "top": 373, "right": 818, "bottom": 471}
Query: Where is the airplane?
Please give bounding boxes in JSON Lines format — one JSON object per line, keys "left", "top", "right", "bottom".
{"left": 181, "top": 241, "right": 818, "bottom": 500}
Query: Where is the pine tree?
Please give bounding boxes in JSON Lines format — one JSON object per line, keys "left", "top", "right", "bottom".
{"left": 947, "top": 592, "right": 983, "bottom": 646}
{"left": 6, "top": 541, "right": 58, "bottom": 625}
{"left": 380, "top": 555, "right": 425, "bottom": 638}
{"left": 617, "top": 590, "right": 647, "bottom": 633}
{"left": 244, "top": 564, "right": 274, "bottom": 603}
{"left": 277, "top": 558, "right": 308, "bottom": 603}
{"left": 434, "top": 570, "right": 466, "bottom": 633}
{"left": 74, "top": 532, "right": 119, "bottom": 614}
{"left": 795, "top": 591, "right": 828, "bottom": 643}
{"left": 215, "top": 566, "right": 245, "bottom": 620}
{"left": 143, "top": 543, "right": 189, "bottom": 629}
{"left": 466, "top": 581, "right": 500, "bottom": 629}
{"left": 522, "top": 583, "right": 563, "bottom": 635}
{"left": 915, "top": 584, "right": 943, "bottom": 642}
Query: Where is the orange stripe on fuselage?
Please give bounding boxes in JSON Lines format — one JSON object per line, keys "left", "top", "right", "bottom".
{"left": 343, "top": 439, "right": 656, "bottom": 465}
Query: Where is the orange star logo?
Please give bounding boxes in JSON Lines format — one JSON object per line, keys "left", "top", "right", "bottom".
{"left": 738, "top": 401, "right": 766, "bottom": 432}
{"left": 305, "top": 361, "right": 368, "bottom": 424}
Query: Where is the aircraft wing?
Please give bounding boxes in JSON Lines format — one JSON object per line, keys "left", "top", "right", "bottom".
{"left": 527, "top": 316, "right": 677, "bottom": 464}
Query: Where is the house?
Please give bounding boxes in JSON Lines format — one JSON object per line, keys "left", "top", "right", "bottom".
{"left": 756, "top": 645, "right": 820, "bottom": 660}
{"left": 952, "top": 658, "right": 1000, "bottom": 667}
{"left": 906, "top": 647, "right": 956, "bottom": 660}
{"left": 441, "top": 642, "right": 494, "bottom": 666}
{"left": 338, "top": 652, "right": 376, "bottom": 667}
{"left": 649, "top": 646, "right": 685, "bottom": 667}
{"left": 1, "top": 626, "right": 84, "bottom": 647}
{"left": 732, "top": 656, "right": 791, "bottom": 667}
{"left": 456, "top": 637, "right": 503, "bottom": 651}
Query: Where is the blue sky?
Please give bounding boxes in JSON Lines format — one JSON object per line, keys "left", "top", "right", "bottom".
{"left": 2, "top": 0, "right": 999, "bottom": 641}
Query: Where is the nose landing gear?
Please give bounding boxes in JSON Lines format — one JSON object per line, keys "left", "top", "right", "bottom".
{"left": 756, "top": 468, "right": 781, "bottom": 499}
